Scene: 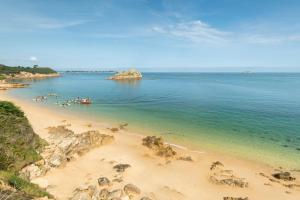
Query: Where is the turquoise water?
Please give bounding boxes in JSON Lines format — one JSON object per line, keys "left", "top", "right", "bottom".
{"left": 9, "top": 72, "right": 300, "bottom": 168}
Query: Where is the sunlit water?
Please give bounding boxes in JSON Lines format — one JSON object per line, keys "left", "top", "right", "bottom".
{"left": 9, "top": 72, "right": 300, "bottom": 168}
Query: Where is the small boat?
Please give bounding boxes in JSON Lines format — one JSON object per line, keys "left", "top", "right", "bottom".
{"left": 48, "top": 93, "right": 58, "bottom": 96}
{"left": 33, "top": 96, "right": 47, "bottom": 102}
{"left": 80, "top": 98, "right": 92, "bottom": 104}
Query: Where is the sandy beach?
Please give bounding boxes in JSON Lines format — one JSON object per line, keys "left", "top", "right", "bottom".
{"left": 1, "top": 91, "right": 300, "bottom": 200}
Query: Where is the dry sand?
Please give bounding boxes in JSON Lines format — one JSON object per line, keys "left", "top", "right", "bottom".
{"left": 1, "top": 91, "right": 299, "bottom": 200}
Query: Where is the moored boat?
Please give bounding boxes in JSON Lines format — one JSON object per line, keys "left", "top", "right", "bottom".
{"left": 80, "top": 98, "right": 92, "bottom": 104}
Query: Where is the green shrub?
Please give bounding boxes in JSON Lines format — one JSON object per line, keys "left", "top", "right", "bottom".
{"left": 0, "top": 64, "right": 57, "bottom": 75}
{"left": 0, "top": 171, "right": 52, "bottom": 198}
{"left": 0, "top": 74, "right": 6, "bottom": 80}
{"left": 0, "top": 101, "right": 51, "bottom": 198}
{"left": 0, "top": 101, "right": 46, "bottom": 171}
{"left": 0, "top": 101, "right": 24, "bottom": 117}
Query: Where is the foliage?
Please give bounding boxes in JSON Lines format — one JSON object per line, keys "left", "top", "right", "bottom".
{"left": 0, "top": 171, "right": 52, "bottom": 198}
{"left": 0, "top": 101, "right": 50, "bottom": 198}
{"left": 0, "top": 101, "right": 46, "bottom": 171}
{"left": 0, "top": 74, "right": 6, "bottom": 80}
{"left": 0, "top": 64, "right": 57, "bottom": 75}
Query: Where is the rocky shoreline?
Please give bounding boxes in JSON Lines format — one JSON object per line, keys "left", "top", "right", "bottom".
{"left": 0, "top": 71, "right": 59, "bottom": 90}
{"left": 0, "top": 80, "right": 28, "bottom": 90}
{"left": 21, "top": 125, "right": 114, "bottom": 181}
{"left": 4, "top": 71, "right": 60, "bottom": 79}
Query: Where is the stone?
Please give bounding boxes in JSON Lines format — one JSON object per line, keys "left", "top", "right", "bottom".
{"left": 97, "top": 177, "right": 111, "bottom": 187}
{"left": 119, "top": 123, "right": 128, "bottom": 129}
{"left": 35, "top": 159, "right": 46, "bottom": 166}
{"left": 99, "top": 189, "right": 110, "bottom": 199}
{"left": 272, "top": 172, "right": 296, "bottom": 181}
{"left": 70, "top": 192, "right": 91, "bottom": 200}
{"left": 47, "top": 125, "right": 74, "bottom": 139}
{"left": 0, "top": 179, "right": 13, "bottom": 191}
{"left": 112, "top": 178, "right": 123, "bottom": 183}
{"left": 223, "top": 197, "right": 249, "bottom": 200}
{"left": 177, "top": 156, "right": 193, "bottom": 162}
{"left": 20, "top": 164, "right": 43, "bottom": 180}
{"left": 39, "top": 128, "right": 115, "bottom": 177}
{"left": 91, "top": 187, "right": 101, "bottom": 200}
{"left": 142, "top": 136, "right": 164, "bottom": 149}
{"left": 210, "top": 161, "right": 224, "bottom": 170}
{"left": 58, "top": 137, "right": 76, "bottom": 153}
{"left": 140, "top": 197, "right": 152, "bottom": 200}
{"left": 156, "top": 145, "right": 176, "bottom": 158}
{"left": 123, "top": 184, "right": 141, "bottom": 196}
{"left": 120, "top": 196, "right": 130, "bottom": 200}
{"left": 210, "top": 161, "right": 248, "bottom": 188}
{"left": 108, "top": 189, "right": 122, "bottom": 199}
{"left": 110, "top": 128, "right": 119, "bottom": 132}
{"left": 142, "top": 136, "right": 176, "bottom": 158}
{"left": 210, "top": 175, "right": 249, "bottom": 188}
{"left": 113, "top": 164, "right": 131, "bottom": 172}
{"left": 76, "top": 131, "right": 114, "bottom": 152}
{"left": 48, "top": 149, "right": 65, "bottom": 167}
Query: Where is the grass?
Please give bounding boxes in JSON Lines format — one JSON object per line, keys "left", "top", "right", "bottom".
{"left": 0, "top": 171, "right": 52, "bottom": 198}
{"left": 0, "top": 74, "right": 5, "bottom": 80}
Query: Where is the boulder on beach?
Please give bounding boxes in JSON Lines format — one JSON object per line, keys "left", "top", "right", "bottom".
{"left": 140, "top": 197, "right": 152, "bottom": 200}
{"left": 123, "top": 184, "right": 141, "bottom": 196}
{"left": 98, "top": 177, "right": 111, "bottom": 187}
{"left": 272, "top": 171, "right": 296, "bottom": 181}
{"left": 210, "top": 161, "right": 249, "bottom": 188}
{"left": 113, "top": 164, "right": 131, "bottom": 172}
{"left": 177, "top": 156, "right": 193, "bottom": 162}
{"left": 142, "top": 136, "right": 176, "bottom": 158}
{"left": 223, "top": 197, "right": 249, "bottom": 200}
{"left": 210, "top": 161, "right": 224, "bottom": 170}
{"left": 21, "top": 127, "right": 115, "bottom": 178}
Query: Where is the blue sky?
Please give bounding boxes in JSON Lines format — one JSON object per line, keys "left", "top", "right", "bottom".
{"left": 0, "top": 0, "right": 300, "bottom": 71}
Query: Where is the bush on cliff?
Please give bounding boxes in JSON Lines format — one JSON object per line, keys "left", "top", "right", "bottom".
{"left": 0, "top": 101, "right": 46, "bottom": 171}
{"left": 0, "top": 74, "right": 5, "bottom": 80}
{"left": 0, "top": 101, "right": 51, "bottom": 198}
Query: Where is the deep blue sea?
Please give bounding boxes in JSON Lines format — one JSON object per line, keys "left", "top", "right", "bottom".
{"left": 9, "top": 72, "right": 300, "bottom": 168}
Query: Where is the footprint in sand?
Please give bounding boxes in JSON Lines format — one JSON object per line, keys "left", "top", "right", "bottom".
{"left": 158, "top": 186, "right": 185, "bottom": 199}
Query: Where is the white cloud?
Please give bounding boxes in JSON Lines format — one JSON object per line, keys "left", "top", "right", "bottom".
{"left": 29, "top": 56, "right": 37, "bottom": 62}
{"left": 152, "top": 20, "right": 300, "bottom": 46}
{"left": 243, "top": 34, "right": 300, "bottom": 44}
{"left": 35, "top": 19, "right": 91, "bottom": 29}
{"left": 152, "top": 20, "right": 230, "bottom": 44}
{"left": 0, "top": 14, "right": 91, "bottom": 31}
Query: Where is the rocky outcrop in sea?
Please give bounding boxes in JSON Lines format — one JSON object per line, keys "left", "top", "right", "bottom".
{"left": 108, "top": 69, "right": 142, "bottom": 80}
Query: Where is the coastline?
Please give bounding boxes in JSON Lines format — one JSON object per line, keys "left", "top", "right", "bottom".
{"left": 8, "top": 87, "right": 300, "bottom": 170}
{"left": 1, "top": 90, "right": 300, "bottom": 199}
{"left": 6, "top": 72, "right": 300, "bottom": 170}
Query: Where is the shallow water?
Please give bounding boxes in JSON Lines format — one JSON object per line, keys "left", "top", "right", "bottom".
{"left": 9, "top": 72, "right": 300, "bottom": 168}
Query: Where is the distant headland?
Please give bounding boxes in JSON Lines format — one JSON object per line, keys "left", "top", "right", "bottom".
{"left": 0, "top": 64, "right": 59, "bottom": 90}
